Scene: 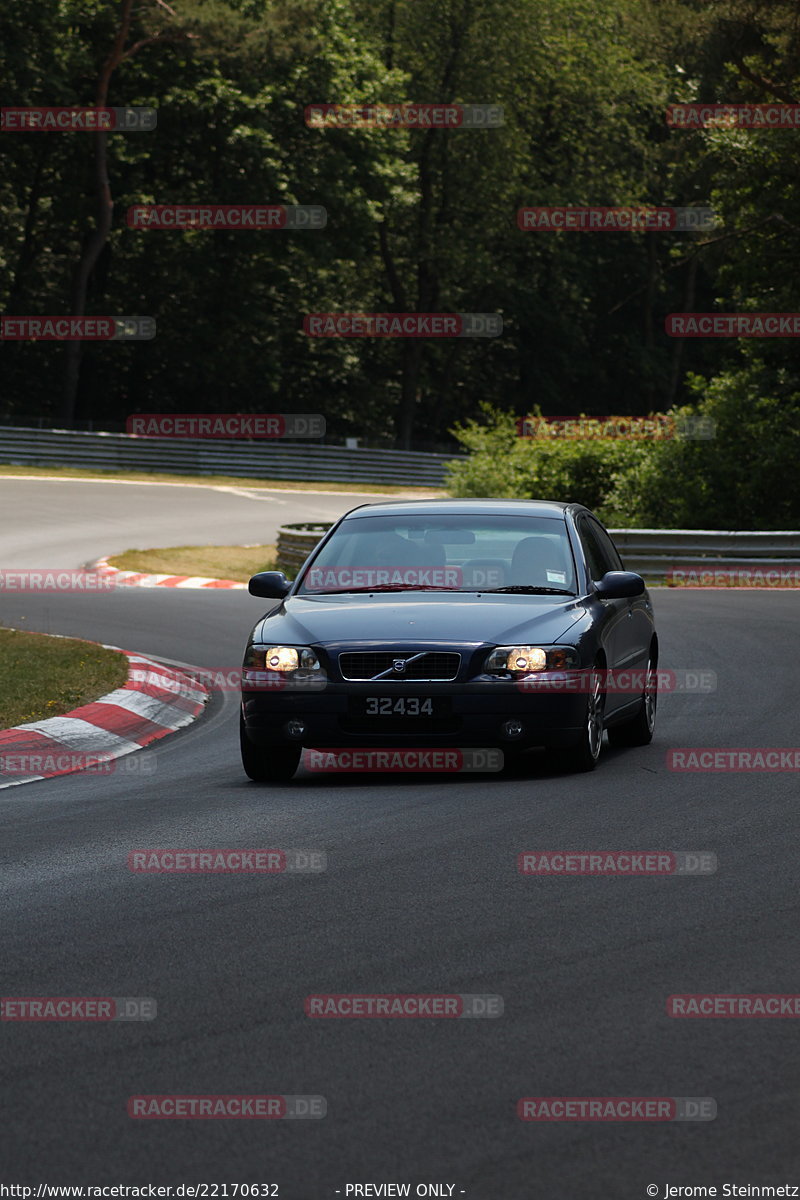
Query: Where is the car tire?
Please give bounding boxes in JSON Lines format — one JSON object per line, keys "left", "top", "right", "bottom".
{"left": 240, "top": 715, "right": 301, "bottom": 783}
{"left": 607, "top": 654, "right": 657, "bottom": 747}
{"left": 550, "top": 661, "right": 605, "bottom": 773}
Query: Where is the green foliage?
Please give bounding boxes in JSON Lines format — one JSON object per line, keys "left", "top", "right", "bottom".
{"left": 446, "top": 405, "right": 647, "bottom": 524}
{"left": 612, "top": 365, "right": 800, "bottom": 529}
{"left": 448, "top": 362, "right": 800, "bottom": 530}
{"left": 0, "top": 0, "right": 799, "bottom": 527}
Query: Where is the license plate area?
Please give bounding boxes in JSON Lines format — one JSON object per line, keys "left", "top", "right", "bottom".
{"left": 349, "top": 696, "right": 452, "bottom": 718}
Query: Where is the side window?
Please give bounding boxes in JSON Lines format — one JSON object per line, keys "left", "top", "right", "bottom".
{"left": 577, "top": 518, "right": 606, "bottom": 581}
{"left": 577, "top": 516, "right": 619, "bottom": 581}
{"left": 587, "top": 518, "right": 623, "bottom": 572}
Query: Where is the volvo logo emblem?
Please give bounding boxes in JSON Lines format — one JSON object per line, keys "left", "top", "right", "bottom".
{"left": 392, "top": 659, "right": 407, "bottom": 673}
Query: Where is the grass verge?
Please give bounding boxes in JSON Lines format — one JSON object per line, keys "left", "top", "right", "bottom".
{"left": 0, "top": 464, "right": 445, "bottom": 496}
{"left": 0, "top": 627, "right": 128, "bottom": 729}
{"left": 108, "top": 543, "right": 277, "bottom": 581}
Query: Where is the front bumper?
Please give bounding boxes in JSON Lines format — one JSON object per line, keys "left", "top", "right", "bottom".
{"left": 241, "top": 679, "right": 587, "bottom": 751}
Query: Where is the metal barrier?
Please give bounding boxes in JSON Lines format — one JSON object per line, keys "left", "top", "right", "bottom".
{"left": 4, "top": 424, "right": 796, "bottom": 576}
{"left": 0, "top": 425, "right": 460, "bottom": 487}
{"left": 277, "top": 524, "right": 334, "bottom": 575}
{"left": 611, "top": 529, "right": 800, "bottom": 576}
{"left": 277, "top": 523, "right": 800, "bottom": 578}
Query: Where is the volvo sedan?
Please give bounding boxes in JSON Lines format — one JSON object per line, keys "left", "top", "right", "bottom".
{"left": 239, "top": 499, "right": 657, "bottom": 782}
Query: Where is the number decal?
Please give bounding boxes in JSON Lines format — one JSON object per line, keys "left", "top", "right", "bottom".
{"left": 364, "top": 697, "right": 434, "bottom": 715}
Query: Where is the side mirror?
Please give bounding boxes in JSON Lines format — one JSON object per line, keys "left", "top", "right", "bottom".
{"left": 248, "top": 571, "right": 291, "bottom": 599}
{"left": 594, "top": 570, "right": 645, "bottom": 599}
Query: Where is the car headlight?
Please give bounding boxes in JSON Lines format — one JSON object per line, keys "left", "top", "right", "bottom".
{"left": 244, "top": 645, "right": 321, "bottom": 673}
{"left": 484, "top": 645, "right": 579, "bottom": 674}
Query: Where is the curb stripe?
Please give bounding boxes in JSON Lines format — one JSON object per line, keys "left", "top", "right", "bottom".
{"left": 93, "top": 557, "right": 246, "bottom": 590}
{"left": 13, "top": 716, "right": 142, "bottom": 754}
{"left": 94, "top": 687, "right": 201, "bottom": 724}
{"left": 67, "top": 703, "right": 180, "bottom": 744}
{"left": 0, "top": 648, "right": 209, "bottom": 790}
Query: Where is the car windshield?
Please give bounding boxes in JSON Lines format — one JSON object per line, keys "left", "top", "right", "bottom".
{"left": 296, "top": 513, "right": 577, "bottom": 594}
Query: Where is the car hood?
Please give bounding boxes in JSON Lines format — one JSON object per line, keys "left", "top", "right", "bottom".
{"left": 251, "top": 593, "right": 585, "bottom": 648}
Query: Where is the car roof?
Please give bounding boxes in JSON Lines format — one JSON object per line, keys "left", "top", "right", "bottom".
{"left": 341, "top": 498, "right": 580, "bottom": 520}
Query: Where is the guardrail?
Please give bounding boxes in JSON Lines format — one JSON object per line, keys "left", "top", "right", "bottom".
{"left": 611, "top": 529, "right": 800, "bottom": 576}
{"left": 276, "top": 523, "right": 334, "bottom": 575}
{"left": 0, "top": 425, "right": 460, "bottom": 487}
{"left": 276, "top": 523, "right": 800, "bottom": 578}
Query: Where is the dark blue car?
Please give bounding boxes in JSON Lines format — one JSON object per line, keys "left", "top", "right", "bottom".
{"left": 240, "top": 499, "right": 657, "bottom": 781}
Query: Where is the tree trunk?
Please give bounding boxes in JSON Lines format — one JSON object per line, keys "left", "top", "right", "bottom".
{"left": 60, "top": 0, "right": 136, "bottom": 426}
{"left": 389, "top": 1, "right": 471, "bottom": 448}
{"left": 666, "top": 254, "right": 698, "bottom": 408}
{"left": 7, "top": 147, "right": 49, "bottom": 314}
{"left": 642, "top": 233, "right": 658, "bottom": 409}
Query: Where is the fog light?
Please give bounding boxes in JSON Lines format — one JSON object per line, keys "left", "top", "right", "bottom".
{"left": 285, "top": 720, "right": 306, "bottom": 738}
{"left": 502, "top": 720, "right": 524, "bottom": 739}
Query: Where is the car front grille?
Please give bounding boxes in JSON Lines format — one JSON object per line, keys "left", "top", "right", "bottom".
{"left": 338, "top": 651, "right": 461, "bottom": 681}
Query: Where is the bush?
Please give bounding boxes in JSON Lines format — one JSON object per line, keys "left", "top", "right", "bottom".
{"left": 445, "top": 406, "right": 648, "bottom": 525}
{"left": 447, "top": 371, "right": 800, "bottom": 530}
{"left": 613, "top": 366, "right": 800, "bottom": 529}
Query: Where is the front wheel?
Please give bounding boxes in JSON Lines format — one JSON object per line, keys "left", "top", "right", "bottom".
{"left": 550, "top": 662, "right": 605, "bottom": 773}
{"left": 607, "top": 655, "right": 657, "bottom": 748}
{"left": 240, "top": 715, "right": 301, "bottom": 783}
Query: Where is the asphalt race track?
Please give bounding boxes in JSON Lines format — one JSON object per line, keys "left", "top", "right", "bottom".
{"left": 0, "top": 478, "right": 397, "bottom": 567}
{"left": 2, "top": 479, "right": 800, "bottom": 1197}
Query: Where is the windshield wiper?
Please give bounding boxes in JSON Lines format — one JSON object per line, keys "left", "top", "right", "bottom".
{"left": 482, "top": 585, "right": 574, "bottom": 595}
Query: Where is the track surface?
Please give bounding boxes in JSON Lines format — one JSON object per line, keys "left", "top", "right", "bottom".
{"left": 0, "top": 478, "right": 406, "bottom": 567}
{"left": 2, "top": 479, "right": 800, "bottom": 1197}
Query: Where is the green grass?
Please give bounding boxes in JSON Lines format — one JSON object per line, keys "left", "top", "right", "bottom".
{"left": 0, "top": 464, "right": 445, "bottom": 496}
{"left": 109, "top": 543, "right": 277, "bottom": 581}
{"left": 0, "top": 627, "right": 129, "bottom": 728}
